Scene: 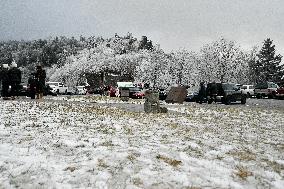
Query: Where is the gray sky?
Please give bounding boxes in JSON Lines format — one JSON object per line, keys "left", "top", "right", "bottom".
{"left": 1, "top": 0, "right": 283, "bottom": 54}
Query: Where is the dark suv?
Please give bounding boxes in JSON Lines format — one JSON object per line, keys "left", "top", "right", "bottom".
{"left": 207, "top": 83, "right": 246, "bottom": 105}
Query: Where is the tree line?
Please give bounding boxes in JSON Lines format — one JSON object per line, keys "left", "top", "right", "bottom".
{"left": 0, "top": 33, "right": 283, "bottom": 88}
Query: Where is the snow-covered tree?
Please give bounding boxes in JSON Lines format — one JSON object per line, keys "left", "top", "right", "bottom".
{"left": 48, "top": 34, "right": 149, "bottom": 87}
{"left": 133, "top": 49, "right": 171, "bottom": 89}
{"left": 170, "top": 50, "right": 199, "bottom": 87}
{"left": 47, "top": 35, "right": 264, "bottom": 88}
{"left": 199, "top": 38, "right": 250, "bottom": 84}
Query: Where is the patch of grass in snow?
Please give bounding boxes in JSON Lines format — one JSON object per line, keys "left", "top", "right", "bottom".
{"left": 19, "top": 136, "right": 34, "bottom": 143}
{"left": 64, "top": 166, "right": 76, "bottom": 172}
{"left": 167, "top": 123, "right": 179, "bottom": 129}
{"left": 183, "top": 148, "right": 204, "bottom": 159}
{"left": 127, "top": 152, "right": 141, "bottom": 162}
{"left": 227, "top": 150, "right": 256, "bottom": 161}
{"left": 156, "top": 154, "right": 182, "bottom": 167}
{"left": 278, "top": 144, "right": 284, "bottom": 150}
{"left": 75, "top": 144, "right": 86, "bottom": 148}
{"left": 234, "top": 165, "right": 253, "bottom": 180}
{"left": 127, "top": 154, "right": 136, "bottom": 162}
{"left": 100, "top": 140, "right": 114, "bottom": 147}
{"left": 97, "top": 125, "right": 115, "bottom": 134}
{"left": 263, "top": 159, "right": 284, "bottom": 175}
{"left": 132, "top": 177, "right": 143, "bottom": 186}
{"left": 97, "top": 159, "right": 109, "bottom": 168}
{"left": 70, "top": 95, "right": 145, "bottom": 104}
{"left": 124, "top": 127, "right": 133, "bottom": 135}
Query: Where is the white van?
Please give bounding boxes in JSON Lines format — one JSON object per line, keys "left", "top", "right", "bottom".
{"left": 75, "top": 86, "right": 87, "bottom": 95}
{"left": 240, "top": 85, "right": 254, "bottom": 97}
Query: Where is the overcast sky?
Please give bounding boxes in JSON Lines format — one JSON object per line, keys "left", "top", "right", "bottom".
{"left": 0, "top": 0, "right": 283, "bottom": 54}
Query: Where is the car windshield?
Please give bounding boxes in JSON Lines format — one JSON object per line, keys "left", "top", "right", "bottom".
{"left": 129, "top": 87, "right": 141, "bottom": 92}
{"left": 187, "top": 86, "right": 199, "bottom": 93}
{"left": 255, "top": 83, "right": 268, "bottom": 89}
{"left": 47, "top": 82, "right": 58, "bottom": 86}
{"left": 222, "top": 83, "right": 235, "bottom": 90}
{"left": 268, "top": 83, "right": 278, "bottom": 88}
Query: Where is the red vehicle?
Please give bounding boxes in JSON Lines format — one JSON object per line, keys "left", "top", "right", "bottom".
{"left": 276, "top": 87, "right": 284, "bottom": 99}
{"left": 109, "top": 86, "right": 117, "bottom": 97}
{"left": 254, "top": 82, "right": 279, "bottom": 99}
{"left": 132, "top": 91, "right": 145, "bottom": 99}
{"left": 129, "top": 87, "right": 145, "bottom": 99}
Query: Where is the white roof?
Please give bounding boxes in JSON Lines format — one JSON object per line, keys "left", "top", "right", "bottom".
{"left": 117, "top": 82, "right": 134, "bottom": 88}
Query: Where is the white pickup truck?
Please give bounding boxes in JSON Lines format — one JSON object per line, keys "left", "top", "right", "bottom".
{"left": 46, "top": 82, "right": 68, "bottom": 94}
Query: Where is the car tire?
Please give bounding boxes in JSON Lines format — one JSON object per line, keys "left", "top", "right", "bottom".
{"left": 256, "top": 94, "right": 261, "bottom": 99}
{"left": 247, "top": 92, "right": 250, "bottom": 98}
{"left": 241, "top": 97, "right": 246, "bottom": 104}
{"left": 208, "top": 99, "right": 213, "bottom": 104}
{"left": 272, "top": 91, "right": 276, "bottom": 99}
{"left": 225, "top": 97, "right": 231, "bottom": 105}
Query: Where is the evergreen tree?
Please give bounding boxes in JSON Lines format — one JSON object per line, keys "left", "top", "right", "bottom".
{"left": 255, "top": 38, "right": 283, "bottom": 83}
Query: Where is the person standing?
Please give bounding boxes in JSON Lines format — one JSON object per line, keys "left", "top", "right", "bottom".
{"left": 28, "top": 73, "right": 36, "bottom": 99}
{"left": 8, "top": 61, "right": 21, "bottom": 99}
{"left": 115, "top": 87, "right": 120, "bottom": 97}
{"left": 197, "top": 82, "right": 206, "bottom": 104}
{"left": 35, "top": 65, "right": 46, "bottom": 99}
{"left": 210, "top": 81, "right": 218, "bottom": 103}
{"left": 1, "top": 64, "right": 10, "bottom": 100}
{"left": 0, "top": 65, "right": 2, "bottom": 93}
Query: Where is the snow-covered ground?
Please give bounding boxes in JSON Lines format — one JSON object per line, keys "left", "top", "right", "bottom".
{"left": 0, "top": 96, "right": 283, "bottom": 189}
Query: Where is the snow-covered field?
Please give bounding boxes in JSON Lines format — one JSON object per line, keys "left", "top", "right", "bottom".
{"left": 0, "top": 96, "right": 283, "bottom": 189}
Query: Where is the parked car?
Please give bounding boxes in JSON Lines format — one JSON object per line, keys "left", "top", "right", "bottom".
{"left": 85, "top": 86, "right": 102, "bottom": 95}
{"left": 276, "top": 86, "right": 284, "bottom": 99}
{"left": 129, "top": 87, "right": 144, "bottom": 99}
{"left": 26, "top": 84, "right": 55, "bottom": 97}
{"left": 44, "top": 85, "right": 57, "bottom": 96}
{"left": 46, "top": 82, "right": 68, "bottom": 94}
{"left": 158, "top": 87, "right": 173, "bottom": 101}
{"left": 159, "top": 89, "right": 168, "bottom": 100}
{"left": 109, "top": 86, "right": 117, "bottom": 97}
{"left": 240, "top": 85, "right": 254, "bottom": 97}
{"left": 254, "top": 82, "right": 279, "bottom": 99}
{"left": 17, "top": 84, "right": 28, "bottom": 96}
{"left": 132, "top": 90, "right": 145, "bottom": 99}
{"left": 207, "top": 83, "right": 246, "bottom": 105}
{"left": 185, "top": 91, "right": 199, "bottom": 102}
{"left": 236, "top": 84, "right": 242, "bottom": 89}
{"left": 75, "top": 86, "right": 87, "bottom": 95}
{"left": 185, "top": 87, "right": 200, "bottom": 102}
{"left": 4, "top": 84, "right": 27, "bottom": 97}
